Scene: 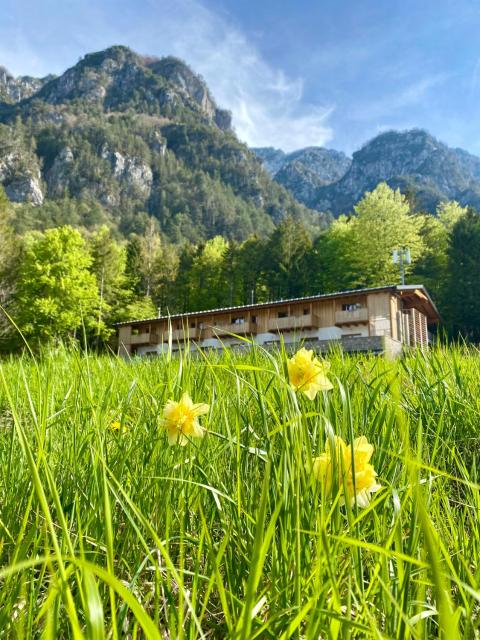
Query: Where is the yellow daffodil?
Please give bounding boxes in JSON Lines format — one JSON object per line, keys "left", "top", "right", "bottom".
{"left": 312, "top": 436, "right": 381, "bottom": 508}
{"left": 287, "top": 347, "right": 333, "bottom": 400}
{"left": 161, "top": 392, "right": 209, "bottom": 446}
{"left": 111, "top": 420, "right": 128, "bottom": 432}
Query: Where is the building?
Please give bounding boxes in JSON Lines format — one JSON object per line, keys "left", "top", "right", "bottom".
{"left": 116, "top": 285, "right": 440, "bottom": 358}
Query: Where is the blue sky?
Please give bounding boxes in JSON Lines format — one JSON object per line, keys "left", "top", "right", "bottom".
{"left": 1, "top": 0, "right": 480, "bottom": 154}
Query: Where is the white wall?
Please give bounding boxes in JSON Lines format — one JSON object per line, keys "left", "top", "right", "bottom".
{"left": 135, "top": 324, "right": 369, "bottom": 356}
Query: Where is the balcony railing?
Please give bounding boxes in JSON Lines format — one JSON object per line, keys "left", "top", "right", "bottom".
{"left": 169, "top": 327, "right": 199, "bottom": 341}
{"left": 268, "top": 314, "right": 316, "bottom": 332}
{"left": 130, "top": 332, "right": 159, "bottom": 345}
{"left": 213, "top": 322, "right": 255, "bottom": 336}
{"left": 335, "top": 308, "right": 368, "bottom": 325}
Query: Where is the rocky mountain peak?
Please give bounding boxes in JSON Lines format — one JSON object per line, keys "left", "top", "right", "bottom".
{"left": 9, "top": 46, "right": 233, "bottom": 132}
{"left": 0, "top": 46, "right": 319, "bottom": 242}
{"left": 0, "top": 66, "right": 53, "bottom": 103}
{"left": 147, "top": 56, "right": 231, "bottom": 130}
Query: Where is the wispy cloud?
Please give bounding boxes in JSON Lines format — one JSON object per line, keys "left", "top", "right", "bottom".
{"left": 146, "top": 0, "right": 334, "bottom": 151}
{"left": 350, "top": 74, "right": 448, "bottom": 122}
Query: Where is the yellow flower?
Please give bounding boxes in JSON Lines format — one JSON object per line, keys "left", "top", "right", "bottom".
{"left": 111, "top": 420, "right": 128, "bottom": 432}
{"left": 287, "top": 348, "right": 333, "bottom": 400}
{"left": 312, "top": 436, "right": 381, "bottom": 508}
{"left": 161, "top": 392, "right": 209, "bottom": 446}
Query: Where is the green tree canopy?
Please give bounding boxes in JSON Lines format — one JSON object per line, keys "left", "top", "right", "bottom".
{"left": 444, "top": 208, "right": 480, "bottom": 339}
{"left": 14, "top": 226, "right": 101, "bottom": 344}
{"left": 348, "top": 182, "right": 424, "bottom": 287}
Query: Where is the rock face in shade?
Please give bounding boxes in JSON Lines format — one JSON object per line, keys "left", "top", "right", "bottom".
{"left": 253, "top": 146, "right": 351, "bottom": 208}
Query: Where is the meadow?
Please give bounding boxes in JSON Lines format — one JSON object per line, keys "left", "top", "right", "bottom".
{"left": 0, "top": 343, "right": 479, "bottom": 638}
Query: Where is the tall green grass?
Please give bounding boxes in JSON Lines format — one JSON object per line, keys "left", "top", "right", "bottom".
{"left": 0, "top": 343, "right": 479, "bottom": 638}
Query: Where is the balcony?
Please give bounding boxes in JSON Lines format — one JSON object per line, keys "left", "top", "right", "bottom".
{"left": 169, "top": 327, "right": 199, "bottom": 341}
{"left": 130, "top": 331, "right": 159, "bottom": 345}
{"left": 214, "top": 321, "right": 255, "bottom": 336}
{"left": 335, "top": 308, "right": 368, "bottom": 325}
{"left": 268, "top": 314, "right": 316, "bottom": 332}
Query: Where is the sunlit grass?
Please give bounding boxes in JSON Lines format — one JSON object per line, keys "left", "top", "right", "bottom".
{"left": 0, "top": 342, "right": 479, "bottom": 638}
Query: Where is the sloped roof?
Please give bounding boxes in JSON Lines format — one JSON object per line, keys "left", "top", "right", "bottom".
{"left": 115, "top": 284, "right": 440, "bottom": 327}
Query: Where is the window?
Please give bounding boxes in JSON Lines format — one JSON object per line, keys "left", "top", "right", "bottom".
{"left": 190, "top": 322, "right": 196, "bottom": 328}
{"left": 199, "top": 322, "right": 205, "bottom": 329}
{"left": 232, "top": 316, "right": 245, "bottom": 324}
{"left": 342, "top": 303, "right": 363, "bottom": 312}
{"left": 303, "top": 308, "right": 309, "bottom": 315}
{"left": 251, "top": 315, "right": 257, "bottom": 324}
{"left": 278, "top": 311, "right": 288, "bottom": 318}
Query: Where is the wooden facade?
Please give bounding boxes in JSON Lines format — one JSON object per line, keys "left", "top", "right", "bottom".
{"left": 116, "top": 285, "right": 439, "bottom": 357}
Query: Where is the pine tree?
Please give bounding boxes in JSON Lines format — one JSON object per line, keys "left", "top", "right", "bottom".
{"left": 445, "top": 208, "right": 480, "bottom": 339}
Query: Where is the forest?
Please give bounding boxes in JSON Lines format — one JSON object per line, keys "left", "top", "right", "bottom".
{"left": 1, "top": 180, "right": 479, "bottom": 351}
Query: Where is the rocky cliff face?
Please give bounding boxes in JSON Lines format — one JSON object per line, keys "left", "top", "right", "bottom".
{"left": 253, "top": 146, "right": 351, "bottom": 208}
{"left": 0, "top": 66, "right": 53, "bottom": 103}
{"left": 0, "top": 125, "right": 44, "bottom": 205}
{"left": 147, "top": 56, "right": 232, "bottom": 131}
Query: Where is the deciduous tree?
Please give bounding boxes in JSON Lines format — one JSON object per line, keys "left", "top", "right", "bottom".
{"left": 14, "top": 226, "right": 100, "bottom": 344}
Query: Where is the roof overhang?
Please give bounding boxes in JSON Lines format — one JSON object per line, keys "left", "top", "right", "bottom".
{"left": 115, "top": 284, "right": 441, "bottom": 327}
{"left": 396, "top": 285, "right": 440, "bottom": 323}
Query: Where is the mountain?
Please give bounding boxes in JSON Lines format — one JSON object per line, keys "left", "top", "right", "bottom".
{"left": 253, "top": 146, "right": 351, "bottom": 208}
{"left": 315, "top": 130, "right": 480, "bottom": 215}
{"left": 0, "top": 46, "right": 325, "bottom": 242}
{"left": 254, "top": 130, "right": 480, "bottom": 215}
{"left": 0, "top": 66, "right": 54, "bottom": 103}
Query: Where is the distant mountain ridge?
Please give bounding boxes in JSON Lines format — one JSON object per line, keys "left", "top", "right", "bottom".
{"left": 253, "top": 146, "right": 351, "bottom": 209}
{"left": 254, "top": 130, "right": 480, "bottom": 214}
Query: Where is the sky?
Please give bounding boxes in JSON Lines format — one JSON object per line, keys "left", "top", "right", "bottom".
{"left": 1, "top": 0, "right": 480, "bottom": 154}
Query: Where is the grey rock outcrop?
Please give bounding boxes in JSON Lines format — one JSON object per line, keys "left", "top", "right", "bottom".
{"left": 0, "top": 151, "right": 44, "bottom": 205}
{"left": 5, "top": 175, "right": 44, "bottom": 205}
{"left": 101, "top": 146, "right": 153, "bottom": 199}
{"left": 0, "top": 66, "right": 53, "bottom": 103}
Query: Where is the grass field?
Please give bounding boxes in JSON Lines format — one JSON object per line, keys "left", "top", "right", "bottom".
{"left": 0, "top": 343, "right": 479, "bottom": 638}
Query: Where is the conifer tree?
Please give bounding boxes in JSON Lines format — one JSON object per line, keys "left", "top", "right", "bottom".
{"left": 445, "top": 208, "right": 480, "bottom": 339}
